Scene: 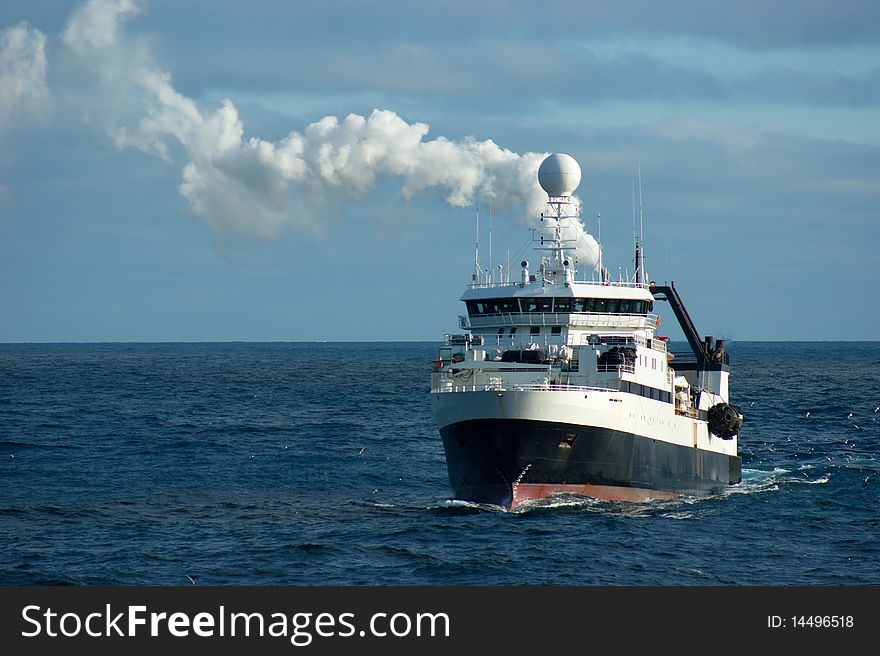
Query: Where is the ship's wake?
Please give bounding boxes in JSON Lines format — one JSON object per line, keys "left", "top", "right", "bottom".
{"left": 436, "top": 467, "right": 832, "bottom": 516}
{"left": 723, "top": 466, "right": 831, "bottom": 497}
{"left": 440, "top": 495, "right": 688, "bottom": 517}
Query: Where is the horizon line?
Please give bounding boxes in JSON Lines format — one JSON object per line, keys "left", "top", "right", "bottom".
{"left": 2, "top": 339, "right": 880, "bottom": 345}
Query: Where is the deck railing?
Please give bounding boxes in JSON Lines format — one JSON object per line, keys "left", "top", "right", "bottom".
{"left": 432, "top": 382, "right": 618, "bottom": 394}
{"left": 467, "top": 312, "right": 658, "bottom": 330}
{"left": 597, "top": 362, "right": 636, "bottom": 374}
{"left": 466, "top": 280, "right": 650, "bottom": 290}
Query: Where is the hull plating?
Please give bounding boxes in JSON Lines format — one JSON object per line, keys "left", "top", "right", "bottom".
{"left": 439, "top": 418, "right": 742, "bottom": 508}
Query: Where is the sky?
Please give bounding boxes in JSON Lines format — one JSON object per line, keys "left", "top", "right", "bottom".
{"left": 1, "top": 0, "right": 878, "bottom": 342}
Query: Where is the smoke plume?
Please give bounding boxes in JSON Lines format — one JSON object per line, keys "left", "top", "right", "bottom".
{"left": 40, "top": 0, "right": 604, "bottom": 268}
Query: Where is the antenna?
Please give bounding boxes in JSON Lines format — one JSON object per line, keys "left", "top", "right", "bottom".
{"left": 597, "top": 211, "right": 602, "bottom": 282}
{"left": 638, "top": 163, "right": 645, "bottom": 285}
{"left": 473, "top": 193, "right": 481, "bottom": 283}
{"left": 488, "top": 195, "right": 493, "bottom": 284}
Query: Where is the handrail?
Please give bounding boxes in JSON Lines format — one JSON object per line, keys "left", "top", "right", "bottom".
{"left": 466, "top": 280, "right": 650, "bottom": 290}
{"left": 432, "top": 382, "right": 619, "bottom": 394}
{"left": 442, "top": 332, "right": 667, "bottom": 352}
{"left": 467, "top": 312, "right": 659, "bottom": 329}
{"left": 598, "top": 362, "right": 635, "bottom": 374}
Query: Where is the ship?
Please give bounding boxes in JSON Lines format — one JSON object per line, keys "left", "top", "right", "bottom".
{"left": 430, "top": 153, "right": 742, "bottom": 508}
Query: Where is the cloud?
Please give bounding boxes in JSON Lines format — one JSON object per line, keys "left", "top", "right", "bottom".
{"left": 109, "top": 0, "right": 880, "bottom": 115}
{"left": 61, "top": 0, "right": 140, "bottom": 54}
{"left": 0, "top": 21, "right": 47, "bottom": 117}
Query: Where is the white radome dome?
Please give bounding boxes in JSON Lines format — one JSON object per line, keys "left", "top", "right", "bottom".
{"left": 538, "top": 153, "right": 581, "bottom": 197}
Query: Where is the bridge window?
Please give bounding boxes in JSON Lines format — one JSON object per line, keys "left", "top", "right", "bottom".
{"left": 520, "top": 297, "right": 553, "bottom": 313}
{"left": 466, "top": 298, "right": 521, "bottom": 316}
{"left": 468, "top": 296, "right": 652, "bottom": 316}
{"left": 520, "top": 298, "right": 538, "bottom": 313}
{"left": 554, "top": 298, "right": 572, "bottom": 312}
{"left": 497, "top": 299, "right": 519, "bottom": 313}
{"left": 570, "top": 298, "right": 650, "bottom": 314}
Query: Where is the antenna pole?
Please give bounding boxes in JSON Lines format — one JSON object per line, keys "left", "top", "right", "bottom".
{"left": 474, "top": 194, "right": 481, "bottom": 283}
{"left": 488, "top": 196, "right": 493, "bottom": 284}
{"left": 638, "top": 163, "right": 645, "bottom": 284}
{"left": 597, "top": 211, "right": 602, "bottom": 282}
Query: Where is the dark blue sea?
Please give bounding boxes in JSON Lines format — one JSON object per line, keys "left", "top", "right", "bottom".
{"left": 1, "top": 342, "right": 878, "bottom": 585}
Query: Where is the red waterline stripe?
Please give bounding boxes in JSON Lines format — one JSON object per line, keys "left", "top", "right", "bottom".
{"left": 512, "top": 483, "right": 678, "bottom": 507}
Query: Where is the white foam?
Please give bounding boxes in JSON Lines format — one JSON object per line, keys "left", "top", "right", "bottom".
{"left": 441, "top": 499, "right": 506, "bottom": 512}
{"left": 513, "top": 495, "right": 600, "bottom": 512}
{"left": 795, "top": 474, "right": 831, "bottom": 485}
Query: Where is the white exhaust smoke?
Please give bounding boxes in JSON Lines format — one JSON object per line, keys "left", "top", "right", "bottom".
{"left": 51, "top": 0, "right": 603, "bottom": 268}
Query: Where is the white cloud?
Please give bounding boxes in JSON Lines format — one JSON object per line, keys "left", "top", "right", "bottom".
{"left": 0, "top": 22, "right": 48, "bottom": 117}
{"left": 62, "top": 0, "right": 141, "bottom": 54}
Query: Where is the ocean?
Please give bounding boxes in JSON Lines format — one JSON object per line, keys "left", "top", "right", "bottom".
{"left": 1, "top": 341, "right": 878, "bottom": 586}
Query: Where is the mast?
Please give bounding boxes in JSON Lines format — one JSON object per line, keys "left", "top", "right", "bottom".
{"left": 473, "top": 196, "right": 481, "bottom": 282}
{"left": 632, "top": 182, "right": 638, "bottom": 283}
{"left": 638, "top": 164, "right": 645, "bottom": 285}
{"left": 488, "top": 196, "right": 493, "bottom": 284}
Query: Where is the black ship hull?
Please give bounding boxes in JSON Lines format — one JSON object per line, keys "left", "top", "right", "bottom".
{"left": 440, "top": 418, "right": 742, "bottom": 508}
